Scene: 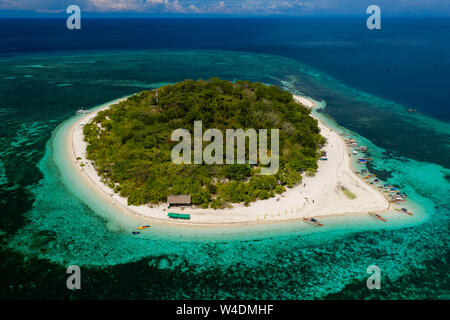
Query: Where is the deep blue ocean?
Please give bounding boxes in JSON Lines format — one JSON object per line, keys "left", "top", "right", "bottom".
{"left": 0, "top": 18, "right": 448, "bottom": 299}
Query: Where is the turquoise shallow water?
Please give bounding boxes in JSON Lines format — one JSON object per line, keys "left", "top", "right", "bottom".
{"left": 7, "top": 98, "right": 429, "bottom": 267}
{"left": 0, "top": 50, "right": 448, "bottom": 299}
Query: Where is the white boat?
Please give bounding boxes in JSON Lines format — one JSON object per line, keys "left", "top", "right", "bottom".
{"left": 76, "top": 109, "right": 90, "bottom": 115}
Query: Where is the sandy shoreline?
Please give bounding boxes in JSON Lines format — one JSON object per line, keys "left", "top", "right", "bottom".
{"left": 66, "top": 94, "right": 389, "bottom": 227}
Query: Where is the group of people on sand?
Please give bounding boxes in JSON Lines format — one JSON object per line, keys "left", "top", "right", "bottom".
{"left": 298, "top": 183, "right": 315, "bottom": 210}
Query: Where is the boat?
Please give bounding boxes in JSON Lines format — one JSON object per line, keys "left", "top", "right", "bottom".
{"left": 302, "top": 217, "right": 323, "bottom": 227}
{"left": 131, "top": 231, "right": 140, "bottom": 235}
{"left": 395, "top": 208, "right": 413, "bottom": 215}
{"left": 168, "top": 212, "right": 191, "bottom": 220}
{"left": 319, "top": 157, "right": 328, "bottom": 160}
{"left": 368, "top": 212, "right": 387, "bottom": 222}
{"left": 408, "top": 108, "right": 417, "bottom": 113}
{"left": 76, "top": 108, "right": 90, "bottom": 115}
{"left": 137, "top": 225, "right": 150, "bottom": 230}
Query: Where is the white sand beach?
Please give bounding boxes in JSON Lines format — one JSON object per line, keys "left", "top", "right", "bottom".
{"left": 66, "top": 94, "right": 389, "bottom": 226}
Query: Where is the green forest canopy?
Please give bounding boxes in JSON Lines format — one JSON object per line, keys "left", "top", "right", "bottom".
{"left": 83, "top": 78, "right": 325, "bottom": 209}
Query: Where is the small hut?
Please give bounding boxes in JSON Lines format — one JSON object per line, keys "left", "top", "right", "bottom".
{"left": 167, "top": 195, "right": 191, "bottom": 207}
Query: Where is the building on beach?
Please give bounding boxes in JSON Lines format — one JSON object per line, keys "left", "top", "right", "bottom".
{"left": 167, "top": 195, "right": 191, "bottom": 207}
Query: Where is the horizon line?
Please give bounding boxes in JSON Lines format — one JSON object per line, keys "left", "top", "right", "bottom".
{"left": 1, "top": 14, "right": 449, "bottom": 19}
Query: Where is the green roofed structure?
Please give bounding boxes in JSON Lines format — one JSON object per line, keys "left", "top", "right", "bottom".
{"left": 168, "top": 212, "right": 191, "bottom": 220}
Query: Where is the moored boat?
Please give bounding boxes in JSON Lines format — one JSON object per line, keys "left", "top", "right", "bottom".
{"left": 302, "top": 217, "right": 323, "bottom": 227}
{"left": 368, "top": 212, "right": 387, "bottom": 222}
{"left": 76, "top": 109, "right": 90, "bottom": 115}
{"left": 395, "top": 208, "right": 413, "bottom": 215}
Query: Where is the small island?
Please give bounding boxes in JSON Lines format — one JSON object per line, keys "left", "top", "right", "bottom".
{"left": 67, "top": 79, "right": 389, "bottom": 226}
{"left": 83, "top": 79, "right": 325, "bottom": 209}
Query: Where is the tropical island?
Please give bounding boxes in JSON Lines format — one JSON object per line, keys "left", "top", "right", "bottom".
{"left": 83, "top": 79, "right": 325, "bottom": 209}
{"left": 67, "top": 79, "right": 389, "bottom": 226}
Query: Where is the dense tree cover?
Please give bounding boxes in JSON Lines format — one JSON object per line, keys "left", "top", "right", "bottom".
{"left": 83, "top": 78, "right": 325, "bottom": 208}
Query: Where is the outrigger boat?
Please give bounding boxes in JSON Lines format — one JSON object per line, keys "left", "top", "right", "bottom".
{"left": 396, "top": 193, "right": 408, "bottom": 198}
{"left": 302, "top": 217, "right": 323, "bottom": 227}
{"left": 389, "top": 199, "right": 406, "bottom": 203}
{"left": 137, "top": 225, "right": 150, "bottom": 230}
{"left": 368, "top": 212, "right": 387, "bottom": 222}
{"left": 395, "top": 208, "right": 413, "bottom": 216}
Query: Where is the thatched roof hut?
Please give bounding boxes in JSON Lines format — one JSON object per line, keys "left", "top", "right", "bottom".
{"left": 167, "top": 195, "right": 191, "bottom": 206}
